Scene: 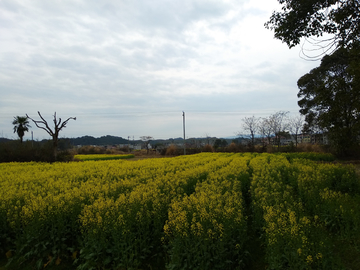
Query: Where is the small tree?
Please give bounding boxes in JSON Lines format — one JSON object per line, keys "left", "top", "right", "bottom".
{"left": 268, "top": 111, "right": 290, "bottom": 147}
{"left": 259, "top": 117, "right": 272, "bottom": 146}
{"left": 26, "top": 111, "right": 76, "bottom": 161}
{"left": 213, "top": 139, "right": 228, "bottom": 150}
{"left": 288, "top": 114, "right": 304, "bottom": 147}
{"left": 12, "top": 116, "right": 31, "bottom": 143}
{"left": 220, "top": 139, "right": 228, "bottom": 148}
{"left": 213, "top": 139, "right": 222, "bottom": 150}
{"left": 140, "top": 136, "right": 153, "bottom": 154}
{"left": 240, "top": 115, "right": 260, "bottom": 148}
{"left": 204, "top": 133, "right": 212, "bottom": 145}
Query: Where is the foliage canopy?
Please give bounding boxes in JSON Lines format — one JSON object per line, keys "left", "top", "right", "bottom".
{"left": 12, "top": 116, "right": 31, "bottom": 143}
{"left": 265, "top": 0, "right": 360, "bottom": 52}
{"left": 297, "top": 45, "right": 360, "bottom": 155}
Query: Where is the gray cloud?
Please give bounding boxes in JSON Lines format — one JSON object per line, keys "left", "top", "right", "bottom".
{"left": 0, "top": 0, "right": 321, "bottom": 139}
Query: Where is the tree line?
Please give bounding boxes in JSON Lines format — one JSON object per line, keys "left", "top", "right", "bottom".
{"left": 239, "top": 111, "right": 304, "bottom": 149}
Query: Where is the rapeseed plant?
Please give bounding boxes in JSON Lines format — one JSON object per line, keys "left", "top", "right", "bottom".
{"left": 0, "top": 152, "right": 358, "bottom": 269}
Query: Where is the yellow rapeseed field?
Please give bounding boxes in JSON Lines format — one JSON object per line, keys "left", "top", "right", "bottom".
{"left": 0, "top": 152, "right": 359, "bottom": 269}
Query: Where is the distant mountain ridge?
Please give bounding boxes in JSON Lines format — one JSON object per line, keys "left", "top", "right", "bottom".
{"left": 70, "top": 135, "right": 240, "bottom": 146}
{"left": 1, "top": 135, "right": 244, "bottom": 146}
{"left": 70, "top": 135, "right": 129, "bottom": 146}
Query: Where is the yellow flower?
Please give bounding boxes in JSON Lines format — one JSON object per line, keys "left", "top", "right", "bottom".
{"left": 306, "top": 255, "right": 313, "bottom": 264}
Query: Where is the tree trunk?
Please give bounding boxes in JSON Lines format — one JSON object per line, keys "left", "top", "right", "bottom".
{"left": 53, "top": 135, "right": 58, "bottom": 161}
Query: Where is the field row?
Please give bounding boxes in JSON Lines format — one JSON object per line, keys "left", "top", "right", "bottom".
{"left": 0, "top": 152, "right": 359, "bottom": 269}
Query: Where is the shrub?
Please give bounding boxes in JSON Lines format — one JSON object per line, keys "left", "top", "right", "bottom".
{"left": 296, "top": 143, "right": 325, "bottom": 153}
{"left": 119, "top": 146, "right": 130, "bottom": 152}
{"left": 266, "top": 144, "right": 274, "bottom": 153}
{"left": 165, "top": 144, "right": 178, "bottom": 156}
{"left": 0, "top": 140, "right": 73, "bottom": 163}
{"left": 77, "top": 145, "right": 106, "bottom": 154}
{"left": 202, "top": 144, "right": 214, "bottom": 152}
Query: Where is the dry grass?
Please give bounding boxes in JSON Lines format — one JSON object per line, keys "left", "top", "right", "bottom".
{"left": 202, "top": 144, "right": 214, "bottom": 152}
{"left": 226, "top": 142, "right": 238, "bottom": 152}
{"left": 165, "top": 144, "right": 177, "bottom": 156}
{"left": 296, "top": 143, "right": 325, "bottom": 153}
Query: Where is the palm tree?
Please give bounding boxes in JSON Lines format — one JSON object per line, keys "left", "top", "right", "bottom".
{"left": 12, "top": 116, "right": 31, "bottom": 143}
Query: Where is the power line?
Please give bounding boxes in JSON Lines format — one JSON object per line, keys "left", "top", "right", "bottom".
{"left": 0, "top": 109, "right": 302, "bottom": 119}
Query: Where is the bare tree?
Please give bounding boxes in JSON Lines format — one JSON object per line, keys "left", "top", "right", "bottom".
{"left": 240, "top": 115, "right": 260, "bottom": 148}
{"left": 26, "top": 111, "right": 76, "bottom": 160}
{"left": 268, "top": 111, "right": 290, "bottom": 147}
{"left": 204, "top": 133, "right": 212, "bottom": 145}
{"left": 288, "top": 114, "right": 304, "bottom": 147}
{"left": 140, "top": 136, "right": 153, "bottom": 154}
{"left": 259, "top": 117, "right": 272, "bottom": 146}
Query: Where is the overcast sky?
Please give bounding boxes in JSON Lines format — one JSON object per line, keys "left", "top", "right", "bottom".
{"left": 0, "top": 0, "right": 321, "bottom": 140}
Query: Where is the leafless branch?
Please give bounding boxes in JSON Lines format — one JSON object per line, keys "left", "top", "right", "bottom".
{"left": 26, "top": 111, "right": 76, "bottom": 160}
{"left": 26, "top": 111, "right": 54, "bottom": 137}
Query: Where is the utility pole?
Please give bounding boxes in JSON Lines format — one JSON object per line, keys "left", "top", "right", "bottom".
{"left": 183, "top": 111, "right": 186, "bottom": 155}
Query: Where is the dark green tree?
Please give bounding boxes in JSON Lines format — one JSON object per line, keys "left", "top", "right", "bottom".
{"left": 213, "top": 139, "right": 222, "bottom": 150}
{"left": 12, "top": 116, "right": 31, "bottom": 143}
{"left": 297, "top": 46, "right": 360, "bottom": 155}
{"left": 213, "top": 139, "right": 228, "bottom": 150}
{"left": 220, "top": 139, "right": 228, "bottom": 148}
{"left": 265, "top": 0, "right": 360, "bottom": 51}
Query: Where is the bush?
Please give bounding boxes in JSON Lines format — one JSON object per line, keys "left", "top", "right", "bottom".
{"left": 202, "top": 144, "right": 214, "bottom": 152}
{"left": 119, "top": 146, "right": 130, "bottom": 152}
{"left": 297, "top": 143, "right": 325, "bottom": 153}
{"left": 165, "top": 144, "right": 178, "bottom": 156}
{"left": 0, "top": 141, "right": 53, "bottom": 162}
{"left": 0, "top": 140, "right": 74, "bottom": 163}
{"left": 225, "top": 142, "right": 241, "bottom": 153}
{"left": 56, "top": 150, "right": 75, "bottom": 162}
{"left": 77, "top": 145, "right": 106, "bottom": 155}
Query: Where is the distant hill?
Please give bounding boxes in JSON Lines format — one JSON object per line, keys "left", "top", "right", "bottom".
{"left": 70, "top": 135, "right": 129, "bottom": 146}
{"left": 0, "top": 138, "right": 12, "bottom": 143}
{"left": 1, "top": 135, "right": 244, "bottom": 147}
{"left": 70, "top": 135, "right": 243, "bottom": 146}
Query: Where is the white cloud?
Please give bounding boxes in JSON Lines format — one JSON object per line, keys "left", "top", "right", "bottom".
{"left": 0, "top": 0, "right": 321, "bottom": 140}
